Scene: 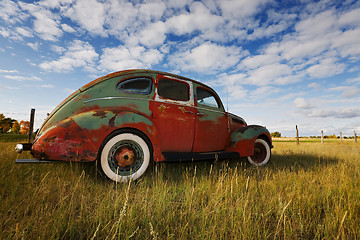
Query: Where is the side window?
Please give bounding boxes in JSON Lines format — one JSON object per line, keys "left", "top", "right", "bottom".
{"left": 196, "top": 87, "right": 220, "bottom": 108}
{"left": 117, "top": 77, "right": 152, "bottom": 94}
{"left": 158, "top": 78, "right": 190, "bottom": 101}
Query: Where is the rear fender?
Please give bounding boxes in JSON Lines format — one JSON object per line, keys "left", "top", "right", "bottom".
{"left": 225, "top": 125, "right": 272, "bottom": 157}
{"left": 32, "top": 109, "right": 163, "bottom": 162}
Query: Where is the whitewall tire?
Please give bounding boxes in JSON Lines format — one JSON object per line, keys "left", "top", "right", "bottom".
{"left": 99, "top": 132, "right": 150, "bottom": 182}
{"left": 247, "top": 138, "right": 271, "bottom": 166}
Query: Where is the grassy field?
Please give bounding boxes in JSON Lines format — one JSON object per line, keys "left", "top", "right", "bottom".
{"left": 0, "top": 140, "right": 359, "bottom": 239}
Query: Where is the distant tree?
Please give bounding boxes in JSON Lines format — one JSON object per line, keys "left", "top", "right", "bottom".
{"left": 0, "top": 114, "right": 15, "bottom": 133}
{"left": 20, "top": 121, "right": 30, "bottom": 135}
{"left": 11, "top": 120, "right": 20, "bottom": 134}
{"left": 271, "top": 131, "right": 281, "bottom": 138}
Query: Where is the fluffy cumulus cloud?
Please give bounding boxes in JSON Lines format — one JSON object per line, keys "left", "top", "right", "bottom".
{"left": 39, "top": 40, "right": 98, "bottom": 72}
{"left": 294, "top": 97, "right": 313, "bottom": 109}
{"left": 306, "top": 58, "right": 345, "bottom": 78}
{"left": 63, "top": 0, "right": 106, "bottom": 36}
{"left": 169, "top": 42, "right": 247, "bottom": 73}
{"left": 18, "top": 2, "right": 63, "bottom": 41}
{"left": 99, "top": 45, "right": 163, "bottom": 71}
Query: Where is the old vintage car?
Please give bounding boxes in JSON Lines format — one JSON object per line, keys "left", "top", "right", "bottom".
{"left": 16, "top": 69, "right": 272, "bottom": 182}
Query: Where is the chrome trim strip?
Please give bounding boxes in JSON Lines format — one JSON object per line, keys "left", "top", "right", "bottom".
{"left": 84, "top": 96, "right": 152, "bottom": 103}
{"left": 195, "top": 106, "right": 226, "bottom": 115}
{"left": 84, "top": 96, "right": 226, "bottom": 115}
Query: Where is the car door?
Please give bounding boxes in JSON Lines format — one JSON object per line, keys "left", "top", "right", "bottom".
{"left": 151, "top": 75, "right": 195, "bottom": 152}
{"left": 193, "top": 84, "right": 229, "bottom": 152}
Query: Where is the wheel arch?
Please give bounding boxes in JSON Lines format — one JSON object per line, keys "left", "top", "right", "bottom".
{"left": 258, "top": 134, "right": 273, "bottom": 149}
{"left": 225, "top": 125, "right": 272, "bottom": 157}
{"left": 96, "top": 127, "right": 154, "bottom": 162}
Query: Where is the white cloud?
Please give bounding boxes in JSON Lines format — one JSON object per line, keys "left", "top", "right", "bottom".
{"left": 218, "top": 0, "right": 270, "bottom": 19}
{"left": 61, "top": 23, "right": 76, "bottom": 33}
{"left": 0, "top": 26, "right": 23, "bottom": 41}
{"left": 251, "top": 86, "right": 281, "bottom": 97}
{"left": 99, "top": 45, "right": 163, "bottom": 72}
{"left": 308, "top": 82, "right": 320, "bottom": 88}
{"left": 245, "top": 63, "right": 292, "bottom": 86}
{"left": 331, "top": 28, "right": 360, "bottom": 58}
{"left": 0, "top": 69, "right": 18, "bottom": 73}
{"left": 39, "top": 40, "right": 98, "bottom": 72}
{"left": 3, "top": 75, "right": 42, "bottom": 81}
{"left": 19, "top": 2, "right": 63, "bottom": 41}
{"left": 0, "top": 0, "right": 28, "bottom": 24}
{"left": 347, "top": 76, "right": 360, "bottom": 84}
{"left": 16, "top": 27, "right": 33, "bottom": 38}
{"left": 239, "top": 54, "right": 282, "bottom": 70}
{"left": 295, "top": 10, "right": 336, "bottom": 38}
{"left": 63, "top": 0, "right": 106, "bottom": 36}
{"left": 338, "top": 8, "right": 360, "bottom": 27}
{"left": 294, "top": 97, "right": 313, "bottom": 109}
{"left": 64, "top": 88, "right": 75, "bottom": 94}
{"left": 138, "top": 21, "right": 167, "bottom": 48}
{"left": 166, "top": 2, "right": 223, "bottom": 38}
{"left": 169, "top": 42, "right": 246, "bottom": 73}
{"left": 330, "top": 86, "right": 360, "bottom": 98}
{"left": 306, "top": 58, "right": 345, "bottom": 78}
{"left": 308, "top": 108, "right": 360, "bottom": 118}
{"left": 39, "top": 84, "right": 54, "bottom": 88}
{"left": 26, "top": 42, "right": 40, "bottom": 51}
{"left": 138, "top": 1, "right": 166, "bottom": 23}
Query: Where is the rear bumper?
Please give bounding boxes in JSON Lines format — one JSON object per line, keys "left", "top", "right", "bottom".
{"left": 15, "top": 143, "right": 32, "bottom": 153}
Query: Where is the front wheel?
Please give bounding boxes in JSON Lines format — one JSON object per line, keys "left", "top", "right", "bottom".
{"left": 247, "top": 138, "right": 271, "bottom": 166}
{"left": 98, "top": 132, "right": 151, "bottom": 182}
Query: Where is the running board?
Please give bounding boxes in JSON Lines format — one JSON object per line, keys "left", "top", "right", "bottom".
{"left": 16, "top": 159, "right": 55, "bottom": 164}
{"left": 163, "top": 151, "right": 240, "bottom": 162}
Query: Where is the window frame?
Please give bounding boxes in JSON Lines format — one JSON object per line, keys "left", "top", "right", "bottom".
{"left": 195, "top": 86, "right": 222, "bottom": 110}
{"left": 154, "top": 77, "right": 194, "bottom": 106}
{"left": 117, "top": 77, "right": 153, "bottom": 95}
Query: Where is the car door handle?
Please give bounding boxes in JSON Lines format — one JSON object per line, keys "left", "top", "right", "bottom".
{"left": 197, "top": 112, "right": 204, "bottom": 116}
{"left": 178, "top": 106, "right": 194, "bottom": 114}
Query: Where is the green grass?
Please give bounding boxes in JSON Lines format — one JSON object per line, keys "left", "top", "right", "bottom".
{"left": 0, "top": 134, "right": 28, "bottom": 142}
{"left": 1, "top": 141, "right": 359, "bottom": 239}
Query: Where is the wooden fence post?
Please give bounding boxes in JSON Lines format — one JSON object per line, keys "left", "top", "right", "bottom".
{"left": 340, "top": 132, "right": 342, "bottom": 143}
{"left": 28, "top": 108, "right": 35, "bottom": 143}
{"left": 296, "top": 125, "right": 299, "bottom": 145}
{"left": 321, "top": 130, "right": 324, "bottom": 144}
{"left": 355, "top": 131, "right": 358, "bottom": 143}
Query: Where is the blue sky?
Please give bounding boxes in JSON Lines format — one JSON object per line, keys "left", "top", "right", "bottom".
{"left": 0, "top": 0, "right": 360, "bottom": 137}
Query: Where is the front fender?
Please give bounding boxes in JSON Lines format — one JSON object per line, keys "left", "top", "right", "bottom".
{"left": 225, "top": 125, "right": 272, "bottom": 157}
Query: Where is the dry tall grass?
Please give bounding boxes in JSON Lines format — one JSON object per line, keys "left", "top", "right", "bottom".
{"left": 0, "top": 140, "right": 359, "bottom": 239}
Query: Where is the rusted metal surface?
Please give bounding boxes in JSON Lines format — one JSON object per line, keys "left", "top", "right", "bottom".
{"left": 225, "top": 125, "right": 272, "bottom": 157}
{"left": 25, "top": 69, "right": 271, "bottom": 164}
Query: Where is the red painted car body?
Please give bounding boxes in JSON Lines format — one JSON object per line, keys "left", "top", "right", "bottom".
{"left": 18, "top": 70, "right": 272, "bottom": 182}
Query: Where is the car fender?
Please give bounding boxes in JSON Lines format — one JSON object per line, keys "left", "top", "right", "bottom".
{"left": 225, "top": 125, "right": 272, "bottom": 157}
{"left": 32, "top": 109, "right": 163, "bottom": 162}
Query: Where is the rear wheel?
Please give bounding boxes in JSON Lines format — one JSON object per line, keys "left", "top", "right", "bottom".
{"left": 98, "top": 132, "right": 150, "bottom": 182}
{"left": 247, "top": 138, "right": 271, "bottom": 166}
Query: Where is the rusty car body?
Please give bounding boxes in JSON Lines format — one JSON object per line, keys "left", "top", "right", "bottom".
{"left": 16, "top": 69, "right": 272, "bottom": 182}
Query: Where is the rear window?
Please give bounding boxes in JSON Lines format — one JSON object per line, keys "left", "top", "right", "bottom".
{"left": 117, "top": 77, "right": 152, "bottom": 94}
{"left": 158, "top": 78, "right": 189, "bottom": 101}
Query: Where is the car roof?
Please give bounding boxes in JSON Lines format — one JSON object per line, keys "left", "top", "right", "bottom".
{"left": 79, "top": 69, "right": 215, "bottom": 93}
